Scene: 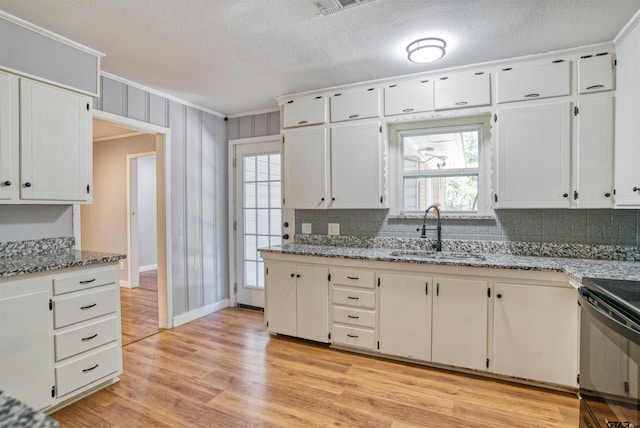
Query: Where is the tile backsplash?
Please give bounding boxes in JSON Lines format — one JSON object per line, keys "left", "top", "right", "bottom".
{"left": 295, "top": 209, "right": 640, "bottom": 247}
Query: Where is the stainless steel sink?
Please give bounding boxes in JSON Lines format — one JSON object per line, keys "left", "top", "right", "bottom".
{"left": 389, "top": 250, "right": 486, "bottom": 261}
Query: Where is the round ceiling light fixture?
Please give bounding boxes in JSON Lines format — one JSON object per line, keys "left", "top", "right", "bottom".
{"left": 406, "top": 38, "right": 447, "bottom": 63}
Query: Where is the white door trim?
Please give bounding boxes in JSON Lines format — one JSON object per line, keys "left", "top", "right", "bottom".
{"left": 75, "top": 109, "right": 173, "bottom": 329}
{"left": 228, "top": 135, "right": 281, "bottom": 307}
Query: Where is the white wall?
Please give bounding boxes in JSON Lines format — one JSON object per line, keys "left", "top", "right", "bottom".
{"left": 0, "top": 206, "right": 73, "bottom": 242}
{"left": 137, "top": 155, "right": 157, "bottom": 270}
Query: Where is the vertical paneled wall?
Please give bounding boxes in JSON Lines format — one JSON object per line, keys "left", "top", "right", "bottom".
{"left": 227, "top": 112, "right": 280, "bottom": 140}
{"left": 96, "top": 75, "right": 228, "bottom": 318}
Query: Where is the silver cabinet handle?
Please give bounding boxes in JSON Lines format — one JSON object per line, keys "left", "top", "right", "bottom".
{"left": 454, "top": 101, "right": 468, "bottom": 106}
{"left": 402, "top": 108, "right": 414, "bottom": 113}
{"left": 298, "top": 120, "right": 308, "bottom": 124}
{"left": 348, "top": 114, "right": 360, "bottom": 119}
{"left": 524, "top": 93, "right": 540, "bottom": 98}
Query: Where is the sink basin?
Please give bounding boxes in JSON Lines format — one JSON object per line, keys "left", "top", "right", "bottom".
{"left": 389, "top": 250, "right": 486, "bottom": 261}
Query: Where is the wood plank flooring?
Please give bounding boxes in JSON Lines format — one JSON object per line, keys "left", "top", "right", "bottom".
{"left": 52, "top": 308, "right": 579, "bottom": 427}
{"left": 120, "top": 286, "right": 160, "bottom": 345}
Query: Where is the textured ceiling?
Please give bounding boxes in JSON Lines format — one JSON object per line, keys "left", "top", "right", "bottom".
{"left": 0, "top": 0, "right": 638, "bottom": 116}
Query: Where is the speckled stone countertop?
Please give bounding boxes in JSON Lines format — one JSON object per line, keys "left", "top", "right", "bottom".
{"left": 259, "top": 243, "right": 640, "bottom": 283}
{"left": 0, "top": 391, "right": 58, "bottom": 428}
{"left": 0, "top": 237, "right": 126, "bottom": 279}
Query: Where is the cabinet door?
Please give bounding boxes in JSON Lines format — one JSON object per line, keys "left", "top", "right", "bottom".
{"left": 20, "top": 80, "right": 92, "bottom": 202}
{"left": 0, "top": 276, "right": 53, "bottom": 411}
{"left": 0, "top": 71, "right": 18, "bottom": 200}
{"left": 296, "top": 265, "right": 329, "bottom": 343}
{"left": 615, "top": 24, "right": 640, "bottom": 206}
{"left": 496, "top": 102, "right": 571, "bottom": 208}
{"left": 330, "top": 87, "right": 379, "bottom": 122}
{"left": 496, "top": 61, "right": 571, "bottom": 103}
{"left": 378, "top": 274, "right": 432, "bottom": 361}
{"left": 575, "top": 93, "right": 614, "bottom": 208}
{"left": 283, "top": 126, "right": 327, "bottom": 209}
{"left": 384, "top": 80, "right": 434, "bottom": 116}
{"left": 493, "top": 283, "right": 577, "bottom": 387}
{"left": 432, "top": 278, "right": 488, "bottom": 371}
{"left": 330, "top": 122, "right": 384, "bottom": 208}
{"left": 282, "top": 96, "right": 326, "bottom": 128}
{"left": 578, "top": 53, "right": 614, "bottom": 94}
{"left": 264, "top": 261, "right": 297, "bottom": 337}
{"left": 434, "top": 72, "right": 491, "bottom": 110}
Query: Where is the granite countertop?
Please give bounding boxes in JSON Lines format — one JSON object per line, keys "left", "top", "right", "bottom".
{"left": 0, "top": 250, "right": 126, "bottom": 279}
{"left": 259, "top": 244, "right": 640, "bottom": 283}
{"left": 0, "top": 391, "right": 58, "bottom": 428}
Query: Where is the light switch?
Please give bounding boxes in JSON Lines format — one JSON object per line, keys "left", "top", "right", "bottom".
{"left": 302, "top": 223, "right": 312, "bottom": 234}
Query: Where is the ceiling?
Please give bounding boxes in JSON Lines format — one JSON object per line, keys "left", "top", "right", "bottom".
{"left": 0, "top": 0, "right": 639, "bottom": 116}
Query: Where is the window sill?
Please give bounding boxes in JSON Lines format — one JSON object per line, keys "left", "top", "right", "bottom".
{"left": 388, "top": 213, "right": 496, "bottom": 221}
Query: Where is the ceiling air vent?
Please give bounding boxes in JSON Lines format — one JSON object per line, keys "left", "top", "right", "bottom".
{"left": 313, "top": 0, "right": 375, "bottom": 15}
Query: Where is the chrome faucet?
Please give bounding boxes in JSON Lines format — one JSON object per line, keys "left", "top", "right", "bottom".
{"left": 419, "top": 204, "right": 442, "bottom": 251}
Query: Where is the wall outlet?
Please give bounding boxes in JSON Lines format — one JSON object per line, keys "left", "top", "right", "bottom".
{"left": 328, "top": 223, "right": 340, "bottom": 236}
{"left": 119, "top": 260, "right": 125, "bottom": 271}
{"left": 302, "top": 223, "right": 312, "bottom": 234}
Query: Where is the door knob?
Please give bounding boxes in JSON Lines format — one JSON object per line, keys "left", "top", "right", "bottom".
{"left": 24, "top": 182, "right": 32, "bottom": 188}
{"left": 2, "top": 180, "right": 10, "bottom": 186}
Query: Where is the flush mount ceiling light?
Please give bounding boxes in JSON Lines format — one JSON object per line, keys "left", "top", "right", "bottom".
{"left": 407, "top": 38, "right": 447, "bottom": 63}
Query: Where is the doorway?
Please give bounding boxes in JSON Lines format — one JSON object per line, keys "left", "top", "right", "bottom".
{"left": 75, "top": 110, "right": 172, "bottom": 344}
{"left": 231, "top": 138, "right": 282, "bottom": 309}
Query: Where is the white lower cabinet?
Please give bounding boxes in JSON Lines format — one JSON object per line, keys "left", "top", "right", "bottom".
{"left": 264, "top": 261, "right": 330, "bottom": 343}
{"left": 0, "top": 263, "right": 122, "bottom": 412}
{"left": 378, "top": 273, "right": 432, "bottom": 361}
{"left": 432, "top": 277, "right": 489, "bottom": 371}
{"left": 493, "top": 282, "right": 578, "bottom": 387}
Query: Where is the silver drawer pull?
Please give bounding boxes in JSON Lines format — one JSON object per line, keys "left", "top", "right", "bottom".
{"left": 347, "top": 315, "right": 360, "bottom": 319}
{"left": 346, "top": 276, "right": 359, "bottom": 280}
{"left": 80, "top": 303, "right": 97, "bottom": 310}
{"left": 298, "top": 120, "right": 308, "bottom": 124}
{"left": 81, "top": 334, "right": 98, "bottom": 342}
{"left": 586, "top": 84, "right": 604, "bottom": 90}
{"left": 82, "top": 364, "right": 99, "bottom": 373}
{"left": 454, "top": 101, "right": 468, "bottom": 105}
{"left": 79, "top": 278, "right": 96, "bottom": 284}
{"left": 347, "top": 334, "right": 359, "bottom": 338}
{"left": 402, "top": 108, "right": 414, "bottom": 113}
{"left": 347, "top": 296, "right": 360, "bottom": 300}
{"left": 524, "top": 93, "right": 540, "bottom": 98}
{"left": 348, "top": 114, "right": 360, "bottom": 119}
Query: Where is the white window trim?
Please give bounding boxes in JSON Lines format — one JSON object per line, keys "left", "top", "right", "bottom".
{"left": 387, "top": 114, "right": 493, "bottom": 217}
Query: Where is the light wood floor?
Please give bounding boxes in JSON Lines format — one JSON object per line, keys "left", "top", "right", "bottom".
{"left": 52, "top": 308, "right": 579, "bottom": 427}
{"left": 120, "top": 286, "right": 160, "bottom": 346}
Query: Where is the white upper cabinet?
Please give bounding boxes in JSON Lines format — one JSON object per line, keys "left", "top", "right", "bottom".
{"left": 282, "top": 95, "right": 326, "bottom": 128}
{"left": 283, "top": 126, "right": 328, "bottom": 209}
{"left": 20, "top": 79, "right": 92, "bottom": 202}
{"left": 434, "top": 72, "right": 491, "bottom": 110}
{"left": 330, "top": 122, "right": 385, "bottom": 208}
{"left": 384, "top": 79, "right": 434, "bottom": 116}
{"left": 496, "top": 101, "right": 571, "bottom": 208}
{"left": 0, "top": 71, "right": 18, "bottom": 200}
{"left": 496, "top": 60, "right": 571, "bottom": 103}
{"left": 615, "top": 22, "right": 640, "bottom": 207}
{"left": 578, "top": 53, "right": 615, "bottom": 94}
{"left": 330, "top": 87, "right": 379, "bottom": 122}
{"left": 574, "top": 93, "right": 614, "bottom": 208}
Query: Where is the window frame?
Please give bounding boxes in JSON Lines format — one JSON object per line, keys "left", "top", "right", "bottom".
{"left": 388, "top": 114, "right": 491, "bottom": 216}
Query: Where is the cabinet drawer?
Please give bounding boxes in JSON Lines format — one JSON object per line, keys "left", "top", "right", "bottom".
{"left": 54, "top": 316, "right": 119, "bottom": 361}
{"left": 332, "top": 324, "right": 375, "bottom": 350}
{"left": 434, "top": 72, "right": 491, "bottom": 110}
{"left": 578, "top": 53, "right": 614, "bottom": 94}
{"left": 496, "top": 61, "right": 571, "bottom": 103}
{"left": 333, "top": 306, "right": 376, "bottom": 328}
{"left": 384, "top": 80, "right": 434, "bottom": 116}
{"left": 282, "top": 96, "right": 326, "bottom": 128}
{"left": 55, "top": 343, "right": 120, "bottom": 397}
{"left": 54, "top": 286, "right": 117, "bottom": 328}
{"left": 53, "top": 265, "right": 117, "bottom": 295}
{"left": 331, "top": 268, "right": 375, "bottom": 289}
{"left": 330, "top": 87, "right": 379, "bottom": 122}
{"left": 333, "top": 287, "right": 375, "bottom": 308}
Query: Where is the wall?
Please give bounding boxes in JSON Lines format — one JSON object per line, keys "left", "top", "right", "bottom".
{"left": 296, "top": 209, "right": 640, "bottom": 246}
{"left": 80, "top": 134, "right": 156, "bottom": 282}
{"left": 137, "top": 155, "right": 157, "bottom": 270}
{"left": 96, "top": 75, "right": 229, "bottom": 316}
{"left": 227, "top": 112, "right": 280, "bottom": 140}
{"left": 0, "top": 206, "right": 73, "bottom": 242}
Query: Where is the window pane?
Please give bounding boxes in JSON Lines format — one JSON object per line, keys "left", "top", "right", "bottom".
{"left": 257, "top": 261, "right": 265, "bottom": 288}
{"left": 270, "top": 209, "right": 281, "bottom": 235}
{"left": 244, "top": 235, "right": 257, "bottom": 261}
{"left": 256, "top": 182, "right": 269, "bottom": 208}
{"left": 244, "top": 156, "right": 256, "bottom": 182}
{"left": 244, "top": 182, "right": 256, "bottom": 208}
{"left": 257, "top": 155, "right": 269, "bottom": 181}
{"left": 244, "top": 208, "right": 256, "bottom": 234}
{"left": 270, "top": 236, "right": 282, "bottom": 247}
{"left": 245, "top": 261, "right": 257, "bottom": 287}
{"left": 402, "top": 129, "right": 479, "bottom": 172}
{"left": 270, "top": 181, "right": 281, "bottom": 207}
{"left": 269, "top": 155, "right": 281, "bottom": 180}
{"left": 403, "top": 175, "right": 479, "bottom": 212}
{"left": 257, "top": 209, "right": 269, "bottom": 235}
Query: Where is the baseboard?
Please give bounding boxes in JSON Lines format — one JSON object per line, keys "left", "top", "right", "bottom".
{"left": 172, "top": 299, "right": 231, "bottom": 328}
{"left": 139, "top": 264, "right": 158, "bottom": 273}
{"left": 119, "top": 280, "right": 132, "bottom": 288}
